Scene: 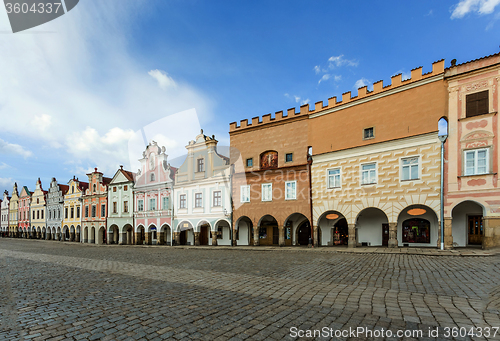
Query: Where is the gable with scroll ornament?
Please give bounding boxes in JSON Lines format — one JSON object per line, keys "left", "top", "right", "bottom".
{"left": 461, "top": 130, "right": 494, "bottom": 142}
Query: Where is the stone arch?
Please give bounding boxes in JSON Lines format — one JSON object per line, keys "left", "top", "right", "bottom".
{"left": 196, "top": 220, "right": 213, "bottom": 233}
{"left": 97, "top": 226, "right": 106, "bottom": 245}
{"left": 257, "top": 215, "right": 279, "bottom": 246}
{"left": 108, "top": 224, "right": 119, "bottom": 244}
{"left": 355, "top": 207, "right": 389, "bottom": 247}
{"left": 135, "top": 224, "right": 145, "bottom": 245}
{"left": 122, "top": 224, "right": 134, "bottom": 245}
{"left": 397, "top": 204, "right": 439, "bottom": 247}
{"left": 284, "top": 213, "right": 310, "bottom": 246}
{"left": 176, "top": 221, "right": 194, "bottom": 245}
{"left": 159, "top": 224, "right": 171, "bottom": 245}
{"left": 235, "top": 216, "right": 253, "bottom": 246}
{"left": 214, "top": 219, "right": 231, "bottom": 246}
{"left": 451, "top": 200, "right": 486, "bottom": 247}
{"left": 317, "top": 210, "right": 349, "bottom": 247}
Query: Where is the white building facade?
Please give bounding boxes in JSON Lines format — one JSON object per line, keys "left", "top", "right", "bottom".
{"left": 173, "top": 131, "right": 232, "bottom": 246}
{"left": 1, "top": 191, "right": 9, "bottom": 237}
{"left": 107, "top": 166, "right": 135, "bottom": 245}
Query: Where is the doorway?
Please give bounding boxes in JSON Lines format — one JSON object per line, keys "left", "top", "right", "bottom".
{"left": 468, "top": 215, "right": 483, "bottom": 245}
{"left": 297, "top": 222, "right": 311, "bottom": 245}
{"left": 180, "top": 230, "right": 187, "bottom": 245}
{"left": 200, "top": 225, "right": 209, "bottom": 245}
{"left": 272, "top": 226, "right": 279, "bottom": 245}
{"left": 382, "top": 223, "right": 389, "bottom": 246}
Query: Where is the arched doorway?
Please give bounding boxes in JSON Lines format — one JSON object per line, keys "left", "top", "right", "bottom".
{"left": 451, "top": 201, "right": 484, "bottom": 247}
{"left": 257, "top": 215, "right": 278, "bottom": 246}
{"left": 160, "top": 224, "right": 171, "bottom": 245}
{"left": 108, "top": 225, "right": 119, "bottom": 244}
{"left": 199, "top": 223, "right": 210, "bottom": 246}
{"left": 83, "top": 226, "right": 88, "bottom": 243}
{"left": 97, "top": 226, "right": 106, "bottom": 245}
{"left": 214, "top": 220, "right": 231, "bottom": 246}
{"left": 42, "top": 227, "right": 46, "bottom": 240}
{"left": 137, "top": 225, "right": 145, "bottom": 245}
{"left": 178, "top": 221, "right": 194, "bottom": 245}
{"left": 397, "top": 205, "right": 439, "bottom": 247}
{"left": 70, "top": 226, "right": 75, "bottom": 241}
{"left": 285, "top": 213, "right": 310, "bottom": 246}
{"left": 297, "top": 221, "right": 311, "bottom": 246}
{"left": 148, "top": 225, "right": 157, "bottom": 245}
{"left": 235, "top": 216, "right": 253, "bottom": 246}
{"left": 123, "top": 224, "right": 134, "bottom": 245}
{"left": 356, "top": 207, "right": 389, "bottom": 247}
{"left": 317, "top": 211, "right": 348, "bottom": 246}
{"left": 90, "top": 226, "right": 95, "bottom": 244}
{"left": 76, "top": 226, "right": 81, "bottom": 242}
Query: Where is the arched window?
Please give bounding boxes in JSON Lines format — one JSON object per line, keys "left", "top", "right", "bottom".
{"left": 150, "top": 173, "right": 155, "bottom": 182}
{"left": 260, "top": 151, "right": 278, "bottom": 170}
{"left": 402, "top": 218, "right": 430, "bottom": 244}
{"left": 93, "top": 184, "right": 97, "bottom": 192}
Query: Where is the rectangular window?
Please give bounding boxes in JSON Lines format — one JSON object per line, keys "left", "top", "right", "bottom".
{"left": 113, "top": 202, "right": 117, "bottom": 214}
{"left": 285, "top": 153, "right": 293, "bottom": 163}
{"left": 213, "top": 191, "right": 221, "bottom": 207}
{"left": 149, "top": 198, "right": 156, "bottom": 211}
{"left": 124, "top": 201, "right": 129, "bottom": 213}
{"left": 41, "top": 210, "right": 44, "bottom": 219}
{"left": 138, "top": 199, "right": 144, "bottom": 211}
{"left": 465, "top": 149, "right": 488, "bottom": 176}
{"left": 76, "top": 206, "right": 80, "bottom": 218}
{"left": 113, "top": 187, "right": 117, "bottom": 192}
{"left": 466, "top": 90, "right": 488, "bottom": 118}
{"left": 262, "top": 183, "right": 272, "bottom": 201}
{"left": 101, "top": 204, "right": 106, "bottom": 217}
{"left": 33, "top": 210, "right": 36, "bottom": 219}
{"left": 240, "top": 185, "right": 250, "bottom": 203}
{"left": 361, "top": 163, "right": 377, "bottom": 185}
{"left": 246, "top": 158, "right": 253, "bottom": 167}
{"left": 91, "top": 205, "right": 96, "bottom": 218}
{"left": 285, "top": 181, "right": 296, "bottom": 200}
{"left": 70, "top": 207, "right": 74, "bottom": 219}
{"left": 162, "top": 197, "right": 169, "bottom": 210}
{"left": 328, "top": 168, "right": 341, "bottom": 188}
{"left": 124, "top": 185, "right": 128, "bottom": 191}
{"left": 85, "top": 206, "right": 89, "bottom": 218}
{"left": 363, "top": 127, "right": 374, "bottom": 139}
{"left": 401, "top": 157, "right": 419, "bottom": 181}
{"left": 195, "top": 193, "right": 202, "bottom": 208}
{"left": 179, "top": 194, "right": 187, "bottom": 209}
{"left": 197, "top": 158, "right": 204, "bottom": 172}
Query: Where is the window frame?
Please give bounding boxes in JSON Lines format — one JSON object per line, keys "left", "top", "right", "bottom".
{"left": 363, "top": 127, "right": 375, "bottom": 140}
{"left": 246, "top": 158, "right": 253, "bottom": 168}
{"left": 261, "top": 183, "right": 273, "bottom": 202}
{"left": 197, "top": 158, "right": 205, "bottom": 172}
{"left": 179, "top": 194, "right": 187, "bottom": 209}
{"left": 360, "top": 162, "right": 377, "bottom": 185}
{"left": 400, "top": 156, "right": 421, "bottom": 182}
{"left": 285, "top": 153, "right": 293, "bottom": 163}
{"left": 138, "top": 199, "right": 144, "bottom": 211}
{"left": 213, "top": 190, "right": 222, "bottom": 207}
{"left": 149, "top": 198, "right": 156, "bottom": 211}
{"left": 285, "top": 181, "right": 297, "bottom": 200}
{"left": 194, "top": 193, "right": 203, "bottom": 208}
{"left": 327, "top": 168, "right": 341, "bottom": 189}
{"left": 240, "top": 185, "right": 250, "bottom": 203}
{"left": 465, "top": 90, "right": 489, "bottom": 118}
{"left": 463, "top": 148, "right": 489, "bottom": 176}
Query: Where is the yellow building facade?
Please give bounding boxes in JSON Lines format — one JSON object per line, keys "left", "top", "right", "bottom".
{"left": 62, "top": 177, "right": 88, "bottom": 241}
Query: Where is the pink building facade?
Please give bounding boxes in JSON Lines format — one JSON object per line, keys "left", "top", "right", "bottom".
{"left": 443, "top": 53, "right": 500, "bottom": 249}
{"left": 18, "top": 186, "right": 32, "bottom": 238}
{"left": 133, "top": 141, "right": 175, "bottom": 245}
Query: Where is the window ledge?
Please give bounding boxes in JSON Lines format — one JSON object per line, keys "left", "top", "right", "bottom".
{"left": 459, "top": 112, "right": 497, "bottom": 121}
{"left": 361, "top": 183, "right": 377, "bottom": 186}
{"left": 458, "top": 172, "right": 496, "bottom": 178}
{"left": 400, "top": 178, "right": 420, "bottom": 182}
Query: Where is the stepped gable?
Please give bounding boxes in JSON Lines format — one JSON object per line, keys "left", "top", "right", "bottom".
{"left": 229, "top": 59, "right": 445, "bottom": 133}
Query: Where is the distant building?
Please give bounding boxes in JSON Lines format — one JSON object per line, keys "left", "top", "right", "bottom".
{"left": 1, "top": 191, "right": 9, "bottom": 237}
{"left": 133, "top": 141, "right": 175, "bottom": 245}
{"left": 9, "top": 183, "right": 19, "bottom": 237}
{"left": 46, "top": 178, "right": 69, "bottom": 241}
{"left": 63, "top": 177, "right": 88, "bottom": 242}
{"left": 18, "top": 185, "right": 32, "bottom": 238}
{"left": 31, "top": 178, "right": 48, "bottom": 239}
{"left": 82, "top": 168, "right": 111, "bottom": 244}
{"left": 107, "top": 166, "right": 135, "bottom": 245}
{"left": 173, "top": 130, "right": 232, "bottom": 246}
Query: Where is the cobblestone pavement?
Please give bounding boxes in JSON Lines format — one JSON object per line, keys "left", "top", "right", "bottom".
{"left": 0, "top": 239, "right": 499, "bottom": 340}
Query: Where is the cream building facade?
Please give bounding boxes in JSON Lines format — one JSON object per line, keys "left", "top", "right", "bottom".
{"left": 8, "top": 183, "right": 19, "bottom": 237}
{"left": 31, "top": 178, "right": 47, "bottom": 239}
{"left": 63, "top": 177, "right": 88, "bottom": 242}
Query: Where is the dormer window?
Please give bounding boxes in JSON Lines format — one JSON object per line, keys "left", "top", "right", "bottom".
{"left": 197, "top": 158, "right": 205, "bottom": 172}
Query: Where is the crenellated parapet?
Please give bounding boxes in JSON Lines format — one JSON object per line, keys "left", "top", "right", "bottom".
{"left": 229, "top": 59, "right": 445, "bottom": 133}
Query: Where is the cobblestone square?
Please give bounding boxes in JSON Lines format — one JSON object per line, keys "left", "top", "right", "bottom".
{"left": 1, "top": 239, "right": 499, "bottom": 340}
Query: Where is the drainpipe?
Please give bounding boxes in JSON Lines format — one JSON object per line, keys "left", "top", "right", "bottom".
{"left": 438, "top": 134, "right": 447, "bottom": 250}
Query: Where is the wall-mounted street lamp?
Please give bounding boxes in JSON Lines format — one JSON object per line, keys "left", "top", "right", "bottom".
{"left": 438, "top": 118, "right": 448, "bottom": 251}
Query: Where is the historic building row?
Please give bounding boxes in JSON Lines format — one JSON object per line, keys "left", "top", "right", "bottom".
{"left": 2, "top": 52, "right": 499, "bottom": 249}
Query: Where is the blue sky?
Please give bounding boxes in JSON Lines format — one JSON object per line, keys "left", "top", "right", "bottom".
{"left": 0, "top": 0, "right": 499, "bottom": 195}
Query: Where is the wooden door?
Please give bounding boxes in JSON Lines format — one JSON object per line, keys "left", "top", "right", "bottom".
{"left": 180, "top": 230, "right": 187, "bottom": 245}
{"left": 200, "top": 225, "right": 208, "bottom": 245}
{"left": 272, "top": 226, "right": 279, "bottom": 245}
{"left": 382, "top": 223, "right": 389, "bottom": 246}
{"left": 468, "top": 215, "right": 483, "bottom": 245}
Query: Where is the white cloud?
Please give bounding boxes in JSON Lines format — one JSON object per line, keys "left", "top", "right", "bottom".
{"left": 328, "top": 55, "right": 358, "bottom": 68}
{"left": 451, "top": 0, "right": 500, "bottom": 18}
{"left": 300, "top": 99, "right": 310, "bottom": 106}
{"left": 334, "top": 75, "right": 342, "bottom": 81}
{"left": 0, "top": 138, "right": 32, "bottom": 158}
{"left": 284, "top": 93, "right": 309, "bottom": 106}
{"left": 318, "top": 74, "right": 331, "bottom": 84}
{"left": 148, "top": 69, "right": 177, "bottom": 90}
{"left": 0, "top": 162, "right": 9, "bottom": 170}
{"left": 0, "top": 1, "right": 213, "bottom": 177}
{"left": 0, "top": 178, "right": 14, "bottom": 191}
{"left": 67, "top": 126, "right": 135, "bottom": 174}
{"left": 354, "top": 78, "right": 373, "bottom": 91}
{"left": 313, "top": 65, "right": 321, "bottom": 74}
{"left": 294, "top": 95, "right": 301, "bottom": 103}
